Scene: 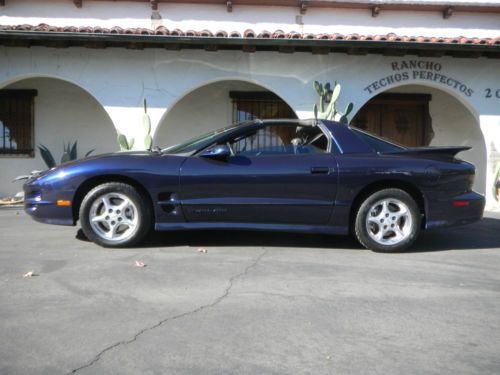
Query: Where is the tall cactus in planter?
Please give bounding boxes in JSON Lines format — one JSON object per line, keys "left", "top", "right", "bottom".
{"left": 142, "top": 99, "right": 153, "bottom": 150}
{"left": 313, "top": 81, "right": 354, "bottom": 125}
{"left": 116, "top": 99, "right": 153, "bottom": 151}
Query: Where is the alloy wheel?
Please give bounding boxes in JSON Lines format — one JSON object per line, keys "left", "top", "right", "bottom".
{"left": 365, "top": 198, "right": 413, "bottom": 246}
{"left": 89, "top": 192, "right": 140, "bottom": 242}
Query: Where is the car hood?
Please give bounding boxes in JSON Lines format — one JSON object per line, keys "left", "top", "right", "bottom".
{"left": 55, "top": 150, "right": 160, "bottom": 168}
{"left": 26, "top": 150, "right": 185, "bottom": 187}
{"left": 81, "top": 150, "right": 158, "bottom": 160}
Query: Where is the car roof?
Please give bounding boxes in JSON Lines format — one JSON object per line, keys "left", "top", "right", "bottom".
{"left": 233, "top": 119, "right": 403, "bottom": 155}
{"left": 248, "top": 118, "right": 350, "bottom": 129}
{"left": 238, "top": 118, "right": 318, "bottom": 127}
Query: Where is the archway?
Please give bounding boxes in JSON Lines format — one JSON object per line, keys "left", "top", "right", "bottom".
{"left": 351, "top": 84, "right": 487, "bottom": 195}
{"left": 154, "top": 79, "right": 298, "bottom": 149}
{"left": 0, "top": 77, "right": 117, "bottom": 196}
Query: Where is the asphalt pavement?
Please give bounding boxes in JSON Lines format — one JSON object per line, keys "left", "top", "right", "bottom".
{"left": 0, "top": 209, "right": 499, "bottom": 375}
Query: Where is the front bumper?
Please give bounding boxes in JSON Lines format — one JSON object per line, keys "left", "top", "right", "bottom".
{"left": 425, "top": 191, "right": 485, "bottom": 229}
{"left": 24, "top": 183, "right": 75, "bottom": 226}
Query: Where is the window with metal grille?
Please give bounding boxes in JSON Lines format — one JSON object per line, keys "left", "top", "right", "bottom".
{"left": 0, "top": 90, "right": 37, "bottom": 156}
{"left": 230, "top": 125, "right": 296, "bottom": 155}
{"left": 230, "top": 91, "right": 297, "bottom": 123}
{"left": 228, "top": 124, "right": 328, "bottom": 156}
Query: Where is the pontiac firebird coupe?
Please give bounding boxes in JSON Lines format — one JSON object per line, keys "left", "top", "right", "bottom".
{"left": 24, "top": 119, "right": 484, "bottom": 252}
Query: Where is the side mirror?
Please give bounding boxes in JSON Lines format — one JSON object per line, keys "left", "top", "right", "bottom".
{"left": 199, "top": 144, "right": 231, "bottom": 160}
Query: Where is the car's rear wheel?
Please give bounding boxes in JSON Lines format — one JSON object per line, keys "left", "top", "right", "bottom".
{"left": 354, "top": 188, "right": 421, "bottom": 252}
{"left": 79, "top": 182, "right": 152, "bottom": 247}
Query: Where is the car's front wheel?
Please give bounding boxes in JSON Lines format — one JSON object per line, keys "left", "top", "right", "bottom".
{"left": 79, "top": 182, "right": 152, "bottom": 247}
{"left": 354, "top": 188, "right": 421, "bottom": 252}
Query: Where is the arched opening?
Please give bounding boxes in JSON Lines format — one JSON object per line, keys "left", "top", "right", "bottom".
{"left": 351, "top": 84, "right": 486, "bottom": 194}
{"left": 0, "top": 77, "right": 117, "bottom": 196}
{"left": 154, "top": 80, "right": 297, "bottom": 149}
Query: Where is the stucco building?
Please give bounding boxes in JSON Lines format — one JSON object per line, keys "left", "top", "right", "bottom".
{"left": 0, "top": 0, "right": 499, "bottom": 208}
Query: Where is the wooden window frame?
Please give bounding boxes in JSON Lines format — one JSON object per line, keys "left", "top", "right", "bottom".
{"left": 0, "top": 89, "right": 37, "bottom": 158}
{"left": 230, "top": 91, "right": 298, "bottom": 123}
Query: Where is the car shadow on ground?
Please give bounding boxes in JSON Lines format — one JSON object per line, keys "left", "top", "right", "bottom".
{"left": 408, "top": 217, "right": 500, "bottom": 252}
{"left": 76, "top": 217, "right": 500, "bottom": 253}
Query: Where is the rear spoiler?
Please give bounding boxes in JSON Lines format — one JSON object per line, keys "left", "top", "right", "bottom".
{"left": 383, "top": 146, "right": 471, "bottom": 160}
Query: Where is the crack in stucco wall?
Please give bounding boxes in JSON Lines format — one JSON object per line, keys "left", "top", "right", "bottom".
{"left": 67, "top": 249, "right": 268, "bottom": 374}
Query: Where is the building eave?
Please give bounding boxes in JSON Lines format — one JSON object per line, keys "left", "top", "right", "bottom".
{"left": 0, "top": 27, "right": 499, "bottom": 58}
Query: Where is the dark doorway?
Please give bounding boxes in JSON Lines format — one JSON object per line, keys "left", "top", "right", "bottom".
{"left": 351, "top": 93, "right": 433, "bottom": 147}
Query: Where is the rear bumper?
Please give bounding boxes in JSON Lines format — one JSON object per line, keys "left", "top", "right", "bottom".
{"left": 425, "top": 191, "right": 485, "bottom": 229}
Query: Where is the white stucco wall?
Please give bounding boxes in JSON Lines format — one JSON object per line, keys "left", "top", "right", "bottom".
{"left": 0, "top": 46, "right": 499, "bottom": 207}
{"left": 1, "top": 0, "right": 499, "bottom": 39}
{"left": 0, "top": 78, "right": 117, "bottom": 196}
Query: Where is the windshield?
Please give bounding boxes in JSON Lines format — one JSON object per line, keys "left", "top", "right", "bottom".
{"left": 161, "top": 124, "right": 239, "bottom": 154}
{"left": 351, "top": 128, "right": 406, "bottom": 153}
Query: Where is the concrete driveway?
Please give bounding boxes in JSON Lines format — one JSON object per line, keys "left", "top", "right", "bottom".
{"left": 0, "top": 209, "right": 499, "bottom": 375}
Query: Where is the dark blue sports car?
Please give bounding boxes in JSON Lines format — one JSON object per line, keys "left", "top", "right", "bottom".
{"left": 24, "top": 119, "right": 484, "bottom": 252}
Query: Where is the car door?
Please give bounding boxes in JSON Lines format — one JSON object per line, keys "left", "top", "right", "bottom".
{"left": 179, "top": 123, "right": 338, "bottom": 225}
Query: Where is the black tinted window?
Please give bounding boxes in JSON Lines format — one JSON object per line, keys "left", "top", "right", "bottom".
{"left": 352, "top": 129, "right": 405, "bottom": 153}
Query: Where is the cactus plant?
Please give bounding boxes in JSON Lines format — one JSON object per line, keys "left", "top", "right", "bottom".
{"left": 117, "top": 134, "right": 134, "bottom": 151}
{"left": 493, "top": 162, "right": 500, "bottom": 202}
{"left": 117, "top": 99, "right": 153, "bottom": 151}
{"left": 313, "top": 80, "right": 354, "bottom": 124}
{"left": 142, "top": 99, "right": 153, "bottom": 151}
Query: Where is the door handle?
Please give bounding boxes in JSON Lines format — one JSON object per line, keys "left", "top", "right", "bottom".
{"left": 310, "top": 167, "right": 330, "bottom": 174}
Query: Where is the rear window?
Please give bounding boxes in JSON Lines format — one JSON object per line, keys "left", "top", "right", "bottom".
{"left": 351, "top": 129, "right": 406, "bottom": 153}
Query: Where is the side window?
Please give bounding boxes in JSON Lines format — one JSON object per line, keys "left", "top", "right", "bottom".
{"left": 228, "top": 125, "right": 328, "bottom": 157}
{"left": 352, "top": 128, "right": 405, "bottom": 153}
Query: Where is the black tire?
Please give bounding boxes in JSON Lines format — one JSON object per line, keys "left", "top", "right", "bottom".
{"left": 79, "top": 182, "right": 152, "bottom": 248}
{"left": 354, "top": 188, "right": 421, "bottom": 253}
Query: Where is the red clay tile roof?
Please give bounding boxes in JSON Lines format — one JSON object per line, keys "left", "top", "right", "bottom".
{"left": 0, "top": 23, "right": 498, "bottom": 46}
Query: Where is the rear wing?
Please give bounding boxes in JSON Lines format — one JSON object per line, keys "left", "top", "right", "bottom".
{"left": 383, "top": 146, "right": 471, "bottom": 160}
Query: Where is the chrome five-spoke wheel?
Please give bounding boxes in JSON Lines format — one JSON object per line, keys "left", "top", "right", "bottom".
{"left": 355, "top": 188, "right": 421, "bottom": 252}
{"left": 365, "top": 198, "right": 412, "bottom": 246}
{"left": 89, "top": 192, "right": 139, "bottom": 242}
{"left": 80, "top": 182, "right": 152, "bottom": 247}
